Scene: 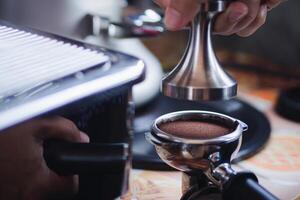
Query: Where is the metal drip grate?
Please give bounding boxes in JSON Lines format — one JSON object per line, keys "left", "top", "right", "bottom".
{"left": 0, "top": 25, "right": 109, "bottom": 98}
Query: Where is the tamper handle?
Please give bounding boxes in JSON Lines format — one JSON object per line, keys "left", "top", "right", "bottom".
{"left": 222, "top": 172, "right": 279, "bottom": 200}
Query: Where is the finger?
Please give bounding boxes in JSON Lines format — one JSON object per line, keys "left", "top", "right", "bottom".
{"left": 267, "top": 0, "right": 284, "bottom": 10}
{"left": 214, "top": 2, "right": 248, "bottom": 35}
{"left": 231, "top": 0, "right": 261, "bottom": 33}
{"left": 36, "top": 117, "right": 89, "bottom": 143}
{"left": 79, "top": 131, "right": 90, "bottom": 143}
{"left": 163, "top": 0, "right": 200, "bottom": 30}
{"left": 237, "top": 4, "right": 267, "bottom": 37}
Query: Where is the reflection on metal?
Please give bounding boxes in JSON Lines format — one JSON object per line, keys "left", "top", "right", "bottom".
{"left": 162, "top": 0, "right": 237, "bottom": 101}
{"left": 89, "top": 9, "right": 165, "bottom": 38}
{"left": 146, "top": 110, "right": 246, "bottom": 190}
{"left": 0, "top": 25, "right": 109, "bottom": 97}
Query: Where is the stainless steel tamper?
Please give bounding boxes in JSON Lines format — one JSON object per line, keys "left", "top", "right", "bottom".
{"left": 146, "top": 111, "right": 278, "bottom": 200}
{"left": 162, "top": 0, "right": 237, "bottom": 101}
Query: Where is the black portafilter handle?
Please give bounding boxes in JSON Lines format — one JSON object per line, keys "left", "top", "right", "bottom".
{"left": 43, "top": 140, "right": 129, "bottom": 175}
{"left": 222, "top": 172, "right": 279, "bottom": 200}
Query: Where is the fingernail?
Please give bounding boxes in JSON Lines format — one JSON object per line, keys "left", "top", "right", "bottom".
{"left": 228, "top": 11, "right": 246, "bottom": 23}
{"left": 79, "top": 131, "right": 90, "bottom": 143}
{"left": 164, "top": 7, "right": 182, "bottom": 30}
{"left": 261, "top": 4, "right": 268, "bottom": 17}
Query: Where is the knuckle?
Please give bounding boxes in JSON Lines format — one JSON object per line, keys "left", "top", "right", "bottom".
{"left": 64, "top": 119, "right": 77, "bottom": 129}
{"left": 39, "top": 119, "right": 52, "bottom": 130}
{"left": 247, "top": 12, "right": 258, "bottom": 21}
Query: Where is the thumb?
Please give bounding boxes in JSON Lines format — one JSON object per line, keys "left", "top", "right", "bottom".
{"left": 35, "top": 117, "right": 89, "bottom": 143}
{"left": 79, "top": 131, "right": 90, "bottom": 143}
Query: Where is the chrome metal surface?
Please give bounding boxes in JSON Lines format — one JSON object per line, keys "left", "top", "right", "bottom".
{"left": 0, "top": 21, "right": 145, "bottom": 131}
{"left": 90, "top": 9, "right": 165, "bottom": 38}
{"left": 0, "top": 0, "right": 125, "bottom": 40}
{"left": 0, "top": 25, "right": 109, "bottom": 98}
{"left": 161, "top": 5, "right": 237, "bottom": 101}
{"left": 212, "top": 163, "right": 236, "bottom": 185}
{"left": 146, "top": 110, "right": 246, "bottom": 188}
{"left": 199, "top": 0, "right": 227, "bottom": 12}
{"left": 151, "top": 110, "right": 245, "bottom": 145}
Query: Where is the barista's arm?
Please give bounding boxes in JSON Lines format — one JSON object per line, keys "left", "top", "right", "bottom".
{"left": 0, "top": 117, "right": 89, "bottom": 200}
{"left": 154, "top": 0, "right": 284, "bottom": 36}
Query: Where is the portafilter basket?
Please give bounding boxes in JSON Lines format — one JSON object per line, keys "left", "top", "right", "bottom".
{"left": 146, "top": 111, "right": 278, "bottom": 200}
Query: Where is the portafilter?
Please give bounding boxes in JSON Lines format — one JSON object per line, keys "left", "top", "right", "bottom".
{"left": 146, "top": 111, "right": 278, "bottom": 200}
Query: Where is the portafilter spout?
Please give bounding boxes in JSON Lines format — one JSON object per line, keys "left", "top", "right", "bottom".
{"left": 161, "top": 0, "right": 237, "bottom": 101}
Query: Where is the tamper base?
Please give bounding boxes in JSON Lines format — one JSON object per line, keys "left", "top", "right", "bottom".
{"left": 162, "top": 81, "right": 237, "bottom": 101}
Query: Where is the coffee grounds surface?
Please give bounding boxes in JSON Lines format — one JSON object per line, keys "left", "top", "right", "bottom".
{"left": 158, "top": 120, "right": 231, "bottom": 139}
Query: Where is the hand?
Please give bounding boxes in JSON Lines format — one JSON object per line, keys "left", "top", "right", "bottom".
{"left": 0, "top": 117, "right": 89, "bottom": 200}
{"left": 154, "top": 0, "right": 285, "bottom": 37}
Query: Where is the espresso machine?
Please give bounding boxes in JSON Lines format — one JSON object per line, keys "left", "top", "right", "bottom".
{"left": 0, "top": 20, "right": 145, "bottom": 199}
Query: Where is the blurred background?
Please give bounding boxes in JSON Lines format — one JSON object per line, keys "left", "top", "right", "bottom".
{"left": 0, "top": 0, "right": 299, "bottom": 97}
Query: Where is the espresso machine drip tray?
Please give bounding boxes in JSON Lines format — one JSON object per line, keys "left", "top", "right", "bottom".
{"left": 133, "top": 94, "right": 271, "bottom": 170}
